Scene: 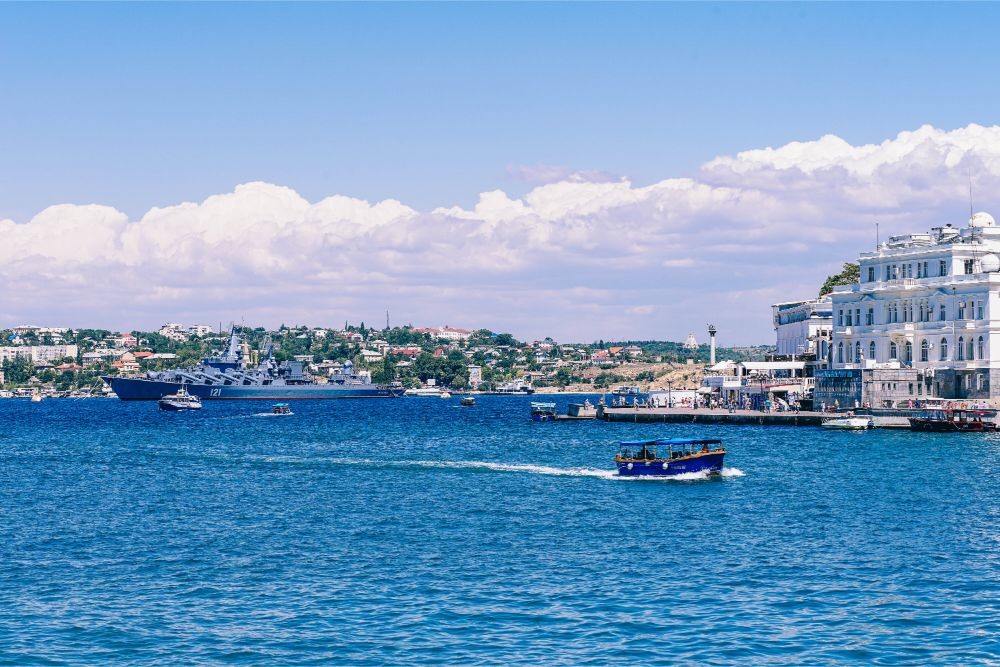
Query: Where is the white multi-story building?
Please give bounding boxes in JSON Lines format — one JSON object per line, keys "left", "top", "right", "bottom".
{"left": 188, "top": 324, "right": 214, "bottom": 337}
{"left": 818, "top": 212, "right": 1000, "bottom": 406}
{"left": 772, "top": 297, "right": 833, "bottom": 359}
{"left": 0, "top": 345, "right": 79, "bottom": 363}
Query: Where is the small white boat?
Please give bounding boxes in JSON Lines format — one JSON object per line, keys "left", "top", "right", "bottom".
{"left": 821, "top": 416, "right": 872, "bottom": 430}
{"left": 30, "top": 391, "right": 43, "bottom": 403}
{"left": 439, "top": 391, "right": 452, "bottom": 399}
{"left": 405, "top": 386, "right": 447, "bottom": 397}
{"left": 158, "top": 386, "right": 202, "bottom": 411}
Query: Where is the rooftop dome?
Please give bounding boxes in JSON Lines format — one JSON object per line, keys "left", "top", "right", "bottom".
{"left": 970, "top": 211, "right": 996, "bottom": 227}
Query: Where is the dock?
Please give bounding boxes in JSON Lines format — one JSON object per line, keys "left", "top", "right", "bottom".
{"left": 598, "top": 407, "right": 916, "bottom": 428}
{"left": 600, "top": 406, "right": 825, "bottom": 426}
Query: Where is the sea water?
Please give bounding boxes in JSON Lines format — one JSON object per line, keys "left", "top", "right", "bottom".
{"left": 0, "top": 396, "right": 997, "bottom": 665}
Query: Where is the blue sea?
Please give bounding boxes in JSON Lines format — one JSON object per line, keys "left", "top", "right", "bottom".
{"left": 1, "top": 396, "right": 997, "bottom": 665}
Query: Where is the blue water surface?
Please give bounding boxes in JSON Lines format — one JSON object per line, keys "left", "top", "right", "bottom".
{"left": 0, "top": 396, "right": 997, "bottom": 665}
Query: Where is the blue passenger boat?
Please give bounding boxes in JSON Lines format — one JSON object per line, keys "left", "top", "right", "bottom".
{"left": 530, "top": 401, "right": 557, "bottom": 422}
{"left": 615, "top": 438, "right": 726, "bottom": 477}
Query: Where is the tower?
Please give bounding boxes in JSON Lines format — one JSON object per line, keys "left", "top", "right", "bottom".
{"left": 707, "top": 324, "right": 717, "bottom": 366}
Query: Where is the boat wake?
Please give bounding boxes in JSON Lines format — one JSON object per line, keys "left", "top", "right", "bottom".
{"left": 251, "top": 455, "right": 744, "bottom": 481}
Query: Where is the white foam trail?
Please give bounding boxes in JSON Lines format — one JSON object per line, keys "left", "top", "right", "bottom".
{"left": 249, "top": 455, "right": 745, "bottom": 482}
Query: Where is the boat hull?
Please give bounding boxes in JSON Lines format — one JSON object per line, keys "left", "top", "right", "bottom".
{"left": 617, "top": 453, "right": 725, "bottom": 477}
{"left": 104, "top": 376, "right": 405, "bottom": 401}
{"left": 908, "top": 419, "right": 998, "bottom": 432}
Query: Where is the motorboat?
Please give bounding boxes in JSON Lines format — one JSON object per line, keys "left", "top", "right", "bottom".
{"left": 271, "top": 403, "right": 293, "bottom": 415}
{"left": 821, "top": 416, "right": 872, "bottom": 430}
{"left": 158, "top": 386, "right": 203, "bottom": 411}
{"left": 460, "top": 396, "right": 476, "bottom": 407}
{"left": 530, "top": 401, "right": 557, "bottom": 422}
{"left": 405, "top": 386, "right": 448, "bottom": 397}
{"left": 909, "top": 408, "right": 998, "bottom": 432}
{"left": 615, "top": 438, "right": 726, "bottom": 477}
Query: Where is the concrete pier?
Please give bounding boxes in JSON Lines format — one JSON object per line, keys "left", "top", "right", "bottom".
{"left": 600, "top": 406, "right": 826, "bottom": 426}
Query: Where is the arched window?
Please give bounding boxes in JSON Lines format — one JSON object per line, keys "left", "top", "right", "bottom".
{"left": 890, "top": 342, "right": 898, "bottom": 359}
{"left": 854, "top": 342, "right": 861, "bottom": 363}
{"left": 905, "top": 341, "right": 912, "bottom": 364}
{"left": 869, "top": 341, "right": 876, "bottom": 361}
{"left": 979, "top": 336, "right": 985, "bottom": 359}
{"left": 940, "top": 338, "right": 948, "bottom": 361}
{"left": 837, "top": 342, "right": 844, "bottom": 364}
{"left": 967, "top": 338, "right": 975, "bottom": 361}
{"left": 920, "top": 339, "right": 929, "bottom": 362}
{"left": 958, "top": 337, "right": 965, "bottom": 360}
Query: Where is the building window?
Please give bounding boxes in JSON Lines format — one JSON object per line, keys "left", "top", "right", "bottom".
{"left": 939, "top": 303, "right": 946, "bottom": 321}
{"left": 920, "top": 339, "right": 929, "bottom": 362}
{"left": 965, "top": 259, "right": 975, "bottom": 274}
{"left": 958, "top": 336, "right": 965, "bottom": 360}
{"left": 855, "top": 309, "right": 861, "bottom": 326}
{"left": 978, "top": 302, "right": 984, "bottom": 319}
{"left": 866, "top": 308, "right": 874, "bottom": 326}
{"left": 837, "top": 310, "right": 843, "bottom": 327}
{"left": 940, "top": 338, "right": 948, "bottom": 361}
{"left": 867, "top": 266, "right": 875, "bottom": 282}
{"left": 890, "top": 342, "right": 898, "bottom": 359}
{"left": 869, "top": 341, "right": 876, "bottom": 360}
{"left": 923, "top": 261, "right": 929, "bottom": 277}
{"left": 908, "top": 383, "right": 914, "bottom": 395}
{"left": 940, "top": 259, "right": 947, "bottom": 276}
{"left": 891, "top": 265, "right": 898, "bottom": 279}
{"left": 845, "top": 310, "right": 852, "bottom": 326}
{"left": 977, "top": 374, "right": 984, "bottom": 392}
{"left": 905, "top": 341, "right": 912, "bottom": 364}
{"left": 979, "top": 336, "right": 985, "bottom": 359}
{"left": 837, "top": 342, "right": 844, "bottom": 364}
{"left": 917, "top": 263, "right": 923, "bottom": 279}
{"left": 855, "top": 342, "right": 861, "bottom": 363}
{"left": 968, "top": 338, "right": 975, "bottom": 361}
{"left": 958, "top": 301, "right": 966, "bottom": 319}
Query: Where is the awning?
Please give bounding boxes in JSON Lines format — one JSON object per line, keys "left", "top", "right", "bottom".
{"left": 697, "top": 386, "right": 715, "bottom": 394}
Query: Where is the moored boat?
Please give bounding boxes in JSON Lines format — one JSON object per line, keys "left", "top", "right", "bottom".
{"left": 615, "top": 438, "right": 725, "bottom": 477}
{"left": 530, "top": 401, "right": 557, "bottom": 422}
{"left": 821, "top": 416, "right": 872, "bottom": 430}
{"left": 158, "top": 386, "right": 202, "bottom": 411}
{"left": 908, "top": 408, "right": 998, "bottom": 432}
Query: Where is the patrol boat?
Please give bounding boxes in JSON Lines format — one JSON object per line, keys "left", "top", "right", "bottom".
{"left": 104, "top": 329, "right": 406, "bottom": 401}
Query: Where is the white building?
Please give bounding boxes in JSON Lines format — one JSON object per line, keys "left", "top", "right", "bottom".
{"left": 188, "top": 324, "right": 214, "bottom": 336}
{"left": 772, "top": 297, "right": 833, "bottom": 359}
{"left": 414, "top": 326, "right": 472, "bottom": 342}
{"left": 819, "top": 212, "right": 1000, "bottom": 406}
{"left": 0, "top": 345, "right": 79, "bottom": 363}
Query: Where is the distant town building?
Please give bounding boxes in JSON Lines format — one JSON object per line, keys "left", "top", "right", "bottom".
{"left": 413, "top": 326, "right": 472, "bottom": 342}
{"left": 0, "top": 345, "right": 79, "bottom": 363}
{"left": 188, "top": 324, "right": 214, "bottom": 336}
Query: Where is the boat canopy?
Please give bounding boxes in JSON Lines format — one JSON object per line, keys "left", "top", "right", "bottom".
{"left": 620, "top": 438, "right": 722, "bottom": 447}
{"left": 531, "top": 402, "right": 556, "bottom": 409}
{"left": 273, "top": 402, "right": 290, "bottom": 407}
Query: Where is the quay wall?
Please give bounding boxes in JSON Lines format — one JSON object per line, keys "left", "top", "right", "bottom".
{"left": 599, "top": 407, "right": 825, "bottom": 426}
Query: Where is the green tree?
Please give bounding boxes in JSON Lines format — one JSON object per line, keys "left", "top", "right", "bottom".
{"left": 819, "top": 262, "right": 860, "bottom": 297}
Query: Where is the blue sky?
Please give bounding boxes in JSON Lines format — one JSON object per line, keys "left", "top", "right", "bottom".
{"left": 3, "top": 3, "right": 1000, "bottom": 342}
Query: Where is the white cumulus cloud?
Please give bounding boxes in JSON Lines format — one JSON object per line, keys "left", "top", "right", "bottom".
{"left": 3, "top": 124, "right": 1000, "bottom": 342}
